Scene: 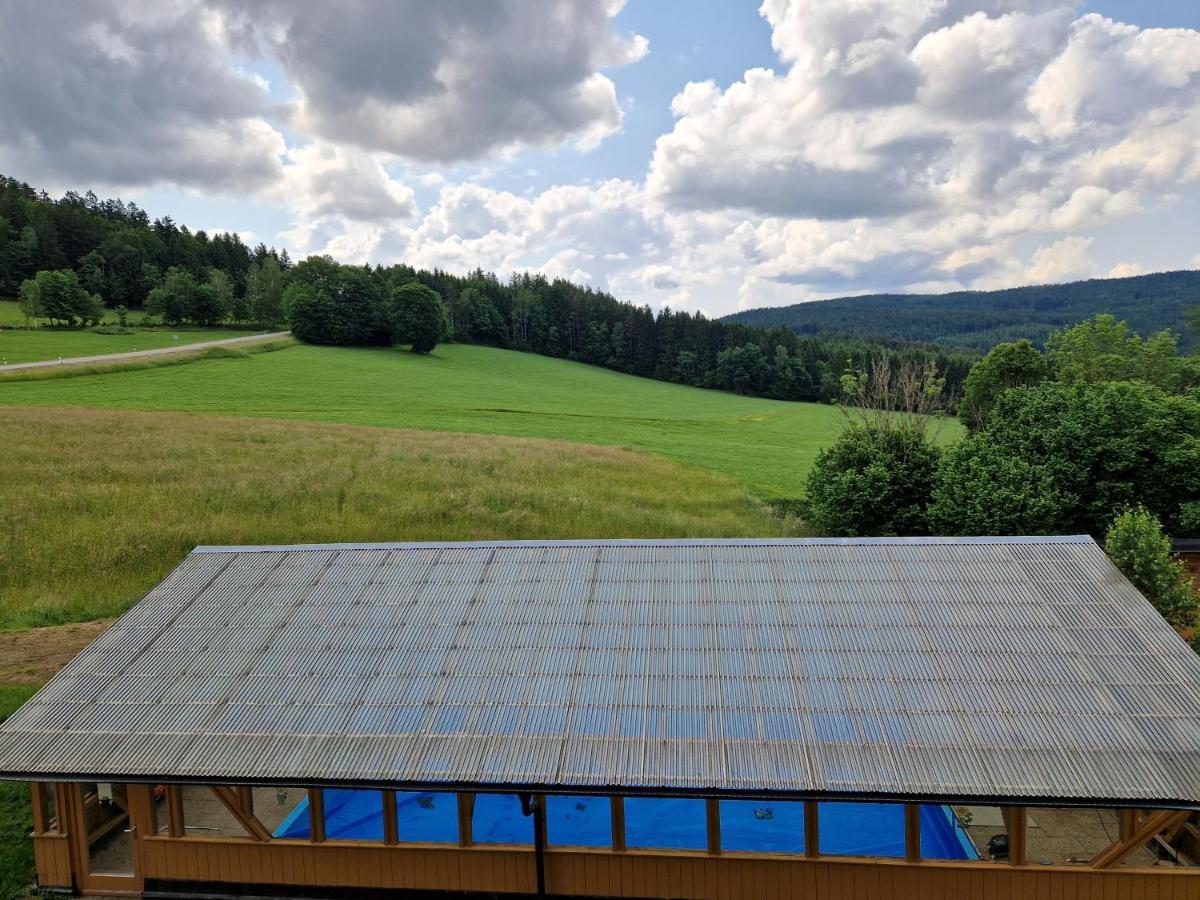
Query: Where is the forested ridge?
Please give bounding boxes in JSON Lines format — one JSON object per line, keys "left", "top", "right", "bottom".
{"left": 726, "top": 271, "right": 1200, "bottom": 352}
{"left": 0, "top": 174, "right": 974, "bottom": 402}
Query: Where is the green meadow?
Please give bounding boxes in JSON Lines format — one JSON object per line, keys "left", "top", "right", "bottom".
{"left": 0, "top": 303, "right": 258, "bottom": 364}
{"left": 0, "top": 342, "right": 930, "bottom": 499}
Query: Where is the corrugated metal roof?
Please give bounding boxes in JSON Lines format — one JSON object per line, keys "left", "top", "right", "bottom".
{"left": 3, "top": 536, "right": 1200, "bottom": 807}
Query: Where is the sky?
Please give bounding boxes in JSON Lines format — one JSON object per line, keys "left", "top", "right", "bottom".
{"left": 1, "top": 1, "right": 1198, "bottom": 317}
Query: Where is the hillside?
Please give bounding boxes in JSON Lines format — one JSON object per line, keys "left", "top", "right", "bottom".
{"left": 0, "top": 342, "right": 897, "bottom": 500}
{"left": 0, "top": 406, "right": 794, "bottom": 629}
{"left": 725, "top": 270, "right": 1200, "bottom": 351}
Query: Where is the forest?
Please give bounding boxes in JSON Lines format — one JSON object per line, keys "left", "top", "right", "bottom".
{"left": 0, "top": 174, "right": 975, "bottom": 403}
{"left": 727, "top": 271, "right": 1200, "bottom": 352}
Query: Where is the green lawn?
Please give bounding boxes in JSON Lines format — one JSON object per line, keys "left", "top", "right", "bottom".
{"left": 0, "top": 686, "right": 37, "bottom": 900}
{"left": 0, "top": 322, "right": 261, "bottom": 364}
{"left": 0, "top": 343, "right": 938, "bottom": 499}
{"left": 0, "top": 298, "right": 153, "bottom": 326}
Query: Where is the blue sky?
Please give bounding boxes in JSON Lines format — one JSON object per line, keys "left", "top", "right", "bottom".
{"left": 2, "top": 1, "right": 1198, "bottom": 315}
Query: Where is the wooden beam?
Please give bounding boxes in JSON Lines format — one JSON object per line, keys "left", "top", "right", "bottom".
{"left": 1006, "top": 807, "right": 1027, "bottom": 866}
{"left": 904, "top": 804, "right": 921, "bottom": 863}
{"left": 236, "top": 786, "right": 253, "bottom": 815}
{"left": 1091, "top": 810, "right": 1191, "bottom": 869}
{"left": 457, "top": 792, "right": 476, "bottom": 847}
{"left": 210, "top": 786, "right": 271, "bottom": 842}
{"left": 706, "top": 798, "right": 721, "bottom": 855}
{"left": 610, "top": 796, "right": 626, "bottom": 851}
{"left": 308, "top": 788, "right": 325, "bottom": 843}
{"left": 804, "top": 800, "right": 820, "bottom": 858}
{"left": 30, "top": 783, "right": 49, "bottom": 834}
{"left": 166, "top": 785, "right": 184, "bottom": 838}
{"left": 382, "top": 789, "right": 399, "bottom": 845}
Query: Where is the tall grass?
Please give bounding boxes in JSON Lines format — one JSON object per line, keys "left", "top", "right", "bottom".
{"left": 0, "top": 686, "right": 37, "bottom": 900}
{"left": 0, "top": 342, "right": 905, "bottom": 498}
{"left": 0, "top": 407, "right": 796, "bottom": 629}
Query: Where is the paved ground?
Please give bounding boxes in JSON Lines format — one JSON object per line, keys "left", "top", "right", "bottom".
{"left": 0, "top": 330, "right": 290, "bottom": 371}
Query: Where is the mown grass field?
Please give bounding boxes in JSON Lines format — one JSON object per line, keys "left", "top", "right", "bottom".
{"left": 0, "top": 315, "right": 259, "bottom": 366}
{"left": 0, "top": 298, "right": 151, "bottom": 326}
{"left": 0, "top": 342, "right": 936, "bottom": 498}
{"left": 0, "top": 406, "right": 796, "bottom": 629}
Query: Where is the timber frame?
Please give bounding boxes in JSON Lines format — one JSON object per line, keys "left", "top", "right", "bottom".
{"left": 27, "top": 781, "right": 1200, "bottom": 899}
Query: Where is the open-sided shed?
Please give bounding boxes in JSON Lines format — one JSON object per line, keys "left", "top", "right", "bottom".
{"left": 2, "top": 536, "right": 1199, "bottom": 897}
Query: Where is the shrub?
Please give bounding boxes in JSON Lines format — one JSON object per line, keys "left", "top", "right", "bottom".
{"left": 958, "top": 339, "right": 1049, "bottom": 431}
{"left": 804, "top": 424, "right": 942, "bottom": 536}
{"left": 1105, "top": 506, "right": 1198, "bottom": 632}
{"left": 286, "top": 257, "right": 391, "bottom": 346}
{"left": 931, "top": 381, "right": 1200, "bottom": 537}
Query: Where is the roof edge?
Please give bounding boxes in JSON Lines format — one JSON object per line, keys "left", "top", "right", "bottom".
{"left": 192, "top": 535, "right": 1097, "bottom": 553}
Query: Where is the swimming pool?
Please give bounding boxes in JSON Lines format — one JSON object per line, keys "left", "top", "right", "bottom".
{"left": 276, "top": 790, "right": 978, "bottom": 859}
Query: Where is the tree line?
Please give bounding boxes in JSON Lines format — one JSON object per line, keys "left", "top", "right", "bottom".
{"left": 1, "top": 174, "right": 975, "bottom": 403}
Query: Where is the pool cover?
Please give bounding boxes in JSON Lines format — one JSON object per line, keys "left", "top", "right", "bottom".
{"left": 276, "top": 790, "right": 978, "bottom": 859}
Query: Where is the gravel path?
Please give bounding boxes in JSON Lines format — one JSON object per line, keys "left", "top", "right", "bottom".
{"left": 0, "top": 330, "right": 291, "bottom": 372}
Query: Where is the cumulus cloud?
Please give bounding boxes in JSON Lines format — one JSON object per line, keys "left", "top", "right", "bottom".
{"left": 216, "top": 0, "right": 646, "bottom": 162}
{"left": 644, "top": 1, "right": 1200, "bottom": 300}
{"left": 0, "top": 0, "right": 285, "bottom": 193}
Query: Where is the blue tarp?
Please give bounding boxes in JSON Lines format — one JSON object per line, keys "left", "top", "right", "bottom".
{"left": 276, "top": 790, "right": 977, "bottom": 859}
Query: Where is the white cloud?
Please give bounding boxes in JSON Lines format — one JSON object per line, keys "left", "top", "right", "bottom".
{"left": 216, "top": 0, "right": 646, "bottom": 163}
{"left": 1106, "top": 261, "right": 1144, "bottom": 279}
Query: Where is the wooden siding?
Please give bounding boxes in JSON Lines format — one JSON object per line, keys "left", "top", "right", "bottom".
{"left": 31, "top": 832, "right": 72, "bottom": 889}
{"left": 136, "top": 836, "right": 1200, "bottom": 899}
{"left": 1180, "top": 551, "right": 1200, "bottom": 586}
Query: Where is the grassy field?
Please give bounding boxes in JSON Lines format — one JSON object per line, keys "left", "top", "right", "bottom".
{"left": 0, "top": 298, "right": 151, "bottom": 326}
{"left": 0, "top": 686, "right": 37, "bottom": 900}
{"left": 0, "top": 406, "right": 795, "bottom": 629}
{"left": 0, "top": 342, "right": 936, "bottom": 498}
{"left": 0, "top": 323, "right": 260, "bottom": 364}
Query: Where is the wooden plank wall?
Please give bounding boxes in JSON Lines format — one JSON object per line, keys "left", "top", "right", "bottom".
{"left": 137, "top": 837, "right": 1200, "bottom": 899}
{"left": 1180, "top": 551, "right": 1200, "bottom": 586}
{"left": 31, "top": 833, "right": 72, "bottom": 888}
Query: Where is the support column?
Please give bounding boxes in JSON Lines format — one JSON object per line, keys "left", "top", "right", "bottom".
{"left": 1091, "top": 810, "right": 1191, "bottom": 869}
{"left": 382, "top": 789, "right": 399, "bottom": 845}
{"left": 457, "top": 792, "right": 476, "bottom": 847}
{"left": 610, "top": 796, "right": 626, "bottom": 851}
{"left": 166, "top": 785, "right": 184, "bottom": 838}
{"left": 706, "top": 798, "right": 721, "bottom": 855}
{"left": 308, "top": 789, "right": 325, "bottom": 843}
{"left": 904, "top": 804, "right": 921, "bottom": 863}
{"left": 1004, "top": 807, "right": 1027, "bottom": 866}
{"left": 804, "top": 800, "right": 820, "bottom": 858}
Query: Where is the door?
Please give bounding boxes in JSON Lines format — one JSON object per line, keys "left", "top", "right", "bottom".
{"left": 68, "top": 782, "right": 143, "bottom": 894}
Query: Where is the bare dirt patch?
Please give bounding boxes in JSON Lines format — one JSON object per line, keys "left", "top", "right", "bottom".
{"left": 0, "top": 620, "right": 112, "bottom": 685}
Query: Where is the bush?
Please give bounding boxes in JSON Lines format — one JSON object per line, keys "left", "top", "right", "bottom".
{"left": 804, "top": 424, "right": 942, "bottom": 536}
{"left": 1105, "top": 506, "right": 1198, "bottom": 632}
{"left": 388, "top": 282, "right": 446, "bottom": 353}
{"left": 958, "top": 339, "right": 1049, "bottom": 431}
{"left": 931, "top": 381, "right": 1200, "bottom": 537}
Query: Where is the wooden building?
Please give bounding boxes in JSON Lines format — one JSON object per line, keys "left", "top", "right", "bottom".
{"left": 3, "top": 536, "right": 1200, "bottom": 898}
{"left": 1176, "top": 539, "right": 1200, "bottom": 586}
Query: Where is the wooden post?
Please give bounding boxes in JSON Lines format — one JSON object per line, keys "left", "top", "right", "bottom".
{"left": 706, "top": 798, "right": 721, "bottom": 855}
{"left": 610, "top": 796, "right": 626, "bottom": 851}
{"left": 382, "top": 789, "right": 399, "bottom": 845}
{"left": 236, "top": 786, "right": 253, "bottom": 814}
{"left": 1119, "top": 809, "right": 1138, "bottom": 841}
{"left": 308, "top": 789, "right": 325, "bottom": 843}
{"left": 804, "top": 800, "right": 820, "bottom": 858}
{"left": 166, "top": 785, "right": 184, "bottom": 838}
{"left": 30, "top": 784, "right": 49, "bottom": 834}
{"left": 457, "top": 792, "right": 476, "bottom": 847}
{"left": 904, "top": 804, "right": 921, "bottom": 863}
{"left": 127, "top": 784, "right": 154, "bottom": 881}
{"left": 1006, "top": 807, "right": 1027, "bottom": 866}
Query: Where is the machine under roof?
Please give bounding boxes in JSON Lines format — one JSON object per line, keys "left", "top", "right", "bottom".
{"left": 2, "top": 537, "right": 1199, "bottom": 807}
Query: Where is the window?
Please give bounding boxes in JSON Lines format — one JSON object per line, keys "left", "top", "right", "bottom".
{"left": 718, "top": 799, "right": 806, "bottom": 853}
{"left": 251, "top": 786, "right": 307, "bottom": 837}
{"left": 471, "top": 794, "right": 532, "bottom": 845}
{"left": 394, "top": 791, "right": 458, "bottom": 843}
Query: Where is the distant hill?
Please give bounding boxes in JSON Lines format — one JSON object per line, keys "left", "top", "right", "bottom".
{"left": 724, "top": 271, "right": 1200, "bottom": 352}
